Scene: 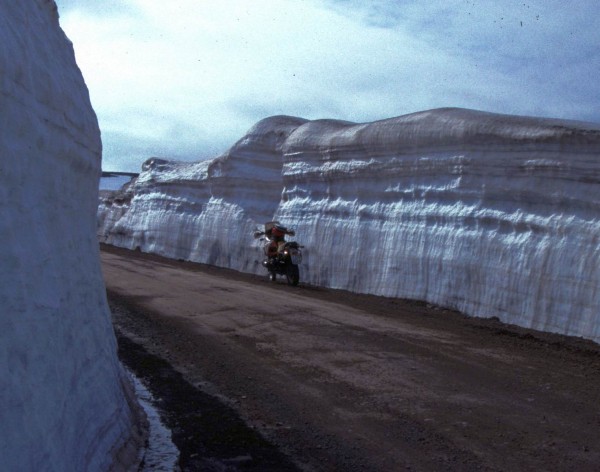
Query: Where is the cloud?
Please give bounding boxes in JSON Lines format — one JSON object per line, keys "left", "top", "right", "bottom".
{"left": 56, "top": 0, "right": 138, "bottom": 17}
{"left": 55, "top": 0, "right": 600, "bottom": 172}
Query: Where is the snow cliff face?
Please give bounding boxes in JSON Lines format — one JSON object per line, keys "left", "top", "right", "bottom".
{"left": 1, "top": 1, "right": 143, "bottom": 470}
{"left": 98, "top": 108, "right": 600, "bottom": 343}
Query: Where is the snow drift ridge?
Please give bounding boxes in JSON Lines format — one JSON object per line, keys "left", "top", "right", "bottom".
{"left": 98, "top": 107, "right": 600, "bottom": 342}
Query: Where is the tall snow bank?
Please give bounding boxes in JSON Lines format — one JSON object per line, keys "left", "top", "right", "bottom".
{"left": 98, "top": 115, "right": 308, "bottom": 269}
{"left": 1, "top": 1, "right": 144, "bottom": 470}
{"left": 98, "top": 109, "right": 600, "bottom": 343}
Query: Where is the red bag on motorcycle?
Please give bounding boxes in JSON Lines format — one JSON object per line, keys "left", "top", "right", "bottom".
{"left": 271, "top": 225, "right": 287, "bottom": 238}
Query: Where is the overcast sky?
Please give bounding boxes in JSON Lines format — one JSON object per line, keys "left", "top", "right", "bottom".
{"left": 54, "top": 0, "right": 600, "bottom": 172}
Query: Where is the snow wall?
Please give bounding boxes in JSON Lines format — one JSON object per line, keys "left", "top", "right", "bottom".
{"left": 98, "top": 109, "right": 600, "bottom": 343}
{"left": 0, "top": 1, "right": 145, "bottom": 470}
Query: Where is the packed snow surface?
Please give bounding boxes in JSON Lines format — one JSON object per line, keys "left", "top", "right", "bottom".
{"left": 1, "top": 1, "right": 143, "bottom": 470}
{"left": 99, "top": 108, "right": 600, "bottom": 342}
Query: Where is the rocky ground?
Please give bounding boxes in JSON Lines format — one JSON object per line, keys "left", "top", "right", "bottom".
{"left": 102, "top": 244, "right": 600, "bottom": 471}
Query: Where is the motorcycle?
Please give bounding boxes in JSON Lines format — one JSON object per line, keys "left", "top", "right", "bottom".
{"left": 254, "top": 222, "right": 303, "bottom": 286}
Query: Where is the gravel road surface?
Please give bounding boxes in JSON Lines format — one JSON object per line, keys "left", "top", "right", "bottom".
{"left": 101, "top": 244, "right": 600, "bottom": 471}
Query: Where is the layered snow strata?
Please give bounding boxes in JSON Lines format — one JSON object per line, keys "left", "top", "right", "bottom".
{"left": 98, "top": 108, "right": 600, "bottom": 343}
{"left": 99, "top": 115, "right": 308, "bottom": 270}
{"left": 0, "top": 1, "right": 145, "bottom": 470}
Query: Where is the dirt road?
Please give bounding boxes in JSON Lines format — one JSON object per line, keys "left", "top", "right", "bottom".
{"left": 101, "top": 245, "right": 600, "bottom": 471}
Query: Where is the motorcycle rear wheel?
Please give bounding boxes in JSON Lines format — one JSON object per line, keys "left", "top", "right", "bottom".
{"left": 286, "top": 264, "right": 299, "bottom": 286}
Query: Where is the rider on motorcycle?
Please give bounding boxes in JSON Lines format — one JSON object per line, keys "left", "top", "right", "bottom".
{"left": 254, "top": 221, "right": 302, "bottom": 285}
{"left": 264, "top": 222, "right": 295, "bottom": 259}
